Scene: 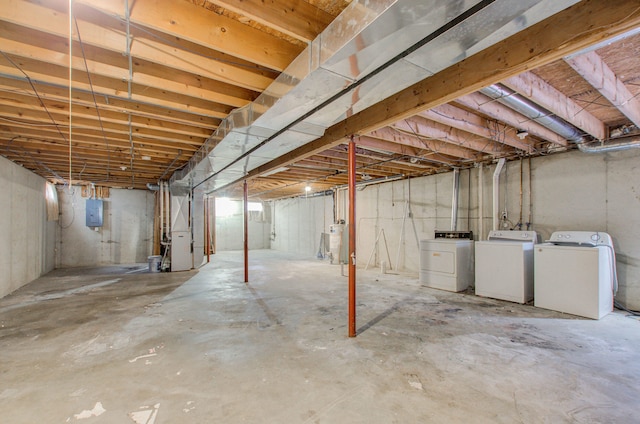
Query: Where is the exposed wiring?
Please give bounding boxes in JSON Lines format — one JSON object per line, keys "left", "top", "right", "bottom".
{"left": 0, "top": 116, "right": 62, "bottom": 127}
{"left": 614, "top": 300, "right": 640, "bottom": 317}
{"left": 75, "top": 1, "right": 278, "bottom": 76}
{"left": 4, "top": 137, "right": 66, "bottom": 181}
{"left": 159, "top": 149, "right": 183, "bottom": 181}
{"left": 74, "top": 17, "right": 111, "bottom": 182}
{"left": 68, "top": 0, "right": 74, "bottom": 189}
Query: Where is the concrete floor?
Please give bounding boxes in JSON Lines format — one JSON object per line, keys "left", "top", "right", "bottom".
{"left": 1, "top": 250, "right": 639, "bottom": 423}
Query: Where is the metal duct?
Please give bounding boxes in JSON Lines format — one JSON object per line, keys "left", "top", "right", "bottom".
{"left": 481, "top": 84, "right": 640, "bottom": 153}
{"left": 577, "top": 136, "right": 640, "bottom": 153}
{"left": 451, "top": 168, "right": 460, "bottom": 231}
{"left": 480, "top": 84, "right": 586, "bottom": 143}
{"left": 169, "top": 0, "right": 579, "bottom": 194}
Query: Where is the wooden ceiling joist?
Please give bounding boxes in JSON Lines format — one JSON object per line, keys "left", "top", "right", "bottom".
{"left": 367, "top": 127, "right": 480, "bottom": 161}
{"left": 0, "top": 0, "right": 275, "bottom": 92}
{"left": 74, "top": 0, "right": 303, "bottom": 71}
{"left": 502, "top": 72, "right": 607, "bottom": 140}
{"left": 392, "top": 116, "right": 512, "bottom": 155}
{"left": 565, "top": 50, "right": 640, "bottom": 128}
{"left": 205, "top": 0, "right": 335, "bottom": 43}
{"left": 421, "top": 104, "right": 534, "bottom": 152}
{"left": 454, "top": 92, "right": 569, "bottom": 147}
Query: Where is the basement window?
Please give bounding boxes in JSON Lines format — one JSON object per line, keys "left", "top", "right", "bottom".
{"left": 45, "top": 182, "right": 59, "bottom": 221}
{"left": 215, "top": 198, "right": 263, "bottom": 217}
{"left": 248, "top": 202, "right": 263, "bottom": 212}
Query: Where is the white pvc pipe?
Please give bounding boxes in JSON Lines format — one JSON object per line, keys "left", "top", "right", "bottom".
{"left": 165, "top": 183, "right": 171, "bottom": 237}
{"left": 160, "top": 181, "right": 164, "bottom": 241}
{"left": 493, "top": 158, "right": 505, "bottom": 231}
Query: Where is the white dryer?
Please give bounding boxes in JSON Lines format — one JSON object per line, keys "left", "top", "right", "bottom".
{"left": 419, "top": 236, "right": 474, "bottom": 292}
{"left": 475, "top": 230, "right": 538, "bottom": 304}
{"left": 534, "top": 231, "right": 617, "bottom": 319}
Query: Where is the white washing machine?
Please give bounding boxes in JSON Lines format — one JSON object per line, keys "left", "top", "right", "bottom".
{"left": 419, "top": 236, "right": 474, "bottom": 292}
{"left": 475, "top": 230, "right": 538, "bottom": 304}
{"left": 534, "top": 231, "right": 617, "bottom": 319}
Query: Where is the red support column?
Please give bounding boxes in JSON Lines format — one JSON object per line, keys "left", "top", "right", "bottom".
{"left": 205, "top": 196, "right": 210, "bottom": 263}
{"left": 348, "top": 136, "right": 357, "bottom": 337}
{"left": 244, "top": 180, "right": 249, "bottom": 283}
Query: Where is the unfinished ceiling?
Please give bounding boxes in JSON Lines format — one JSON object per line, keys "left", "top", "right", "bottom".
{"left": 1, "top": 0, "right": 639, "bottom": 199}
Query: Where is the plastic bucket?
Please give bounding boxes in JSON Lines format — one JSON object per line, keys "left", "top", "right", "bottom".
{"left": 148, "top": 255, "right": 162, "bottom": 273}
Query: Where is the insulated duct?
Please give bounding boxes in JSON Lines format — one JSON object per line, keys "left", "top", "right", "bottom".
{"left": 480, "top": 84, "right": 640, "bottom": 154}
{"left": 480, "top": 84, "right": 586, "bottom": 143}
{"left": 577, "top": 136, "right": 640, "bottom": 153}
{"left": 169, "top": 0, "right": 580, "bottom": 194}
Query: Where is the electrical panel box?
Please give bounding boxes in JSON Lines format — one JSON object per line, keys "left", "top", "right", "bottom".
{"left": 86, "top": 199, "right": 103, "bottom": 227}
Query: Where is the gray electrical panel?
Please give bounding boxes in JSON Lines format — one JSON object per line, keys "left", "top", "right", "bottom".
{"left": 86, "top": 199, "right": 103, "bottom": 227}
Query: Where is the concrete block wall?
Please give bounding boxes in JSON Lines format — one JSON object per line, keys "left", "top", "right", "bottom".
{"left": 214, "top": 200, "right": 271, "bottom": 251}
{"left": 57, "top": 188, "right": 154, "bottom": 267}
{"left": 0, "top": 156, "right": 56, "bottom": 298}
{"left": 270, "top": 194, "right": 334, "bottom": 257}
{"left": 353, "top": 150, "right": 640, "bottom": 310}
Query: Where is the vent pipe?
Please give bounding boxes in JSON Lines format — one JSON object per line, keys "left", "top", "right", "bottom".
{"left": 451, "top": 168, "right": 460, "bottom": 231}
{"left": 493, "top": 158, "right": 505, "bottom": 231}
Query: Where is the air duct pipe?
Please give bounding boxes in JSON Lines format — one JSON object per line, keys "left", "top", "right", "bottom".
{"left": 576, "top": 136, "right": 640, "bottom": 153}
{"left": 480, "top": 84, "right": 585, "bottom": 143}
{"left": 493, "top": 158, "right": 505, "bottom": 231}
{"left": 451, "top": 168, "right": 460, "bottom": 231}
{"left": 481, "top": 84, "right": 640, "bottom": 153}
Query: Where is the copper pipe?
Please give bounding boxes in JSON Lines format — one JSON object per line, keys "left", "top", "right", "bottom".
{"left": 244, "top": 180, "right": 249, "bottom": 283}
{"left": 348, "top": 136, "right": 357, "bottom": 337}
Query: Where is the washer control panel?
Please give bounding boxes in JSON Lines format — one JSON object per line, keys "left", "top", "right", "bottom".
{"left": 547, "top": 231, "right": 613, "bottom": 246}
{"left": 487, "top": 230, "right": 538, "bottom": 243}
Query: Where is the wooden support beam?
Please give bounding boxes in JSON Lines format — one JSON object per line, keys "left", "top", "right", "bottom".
{"left": 207, "top": 0, "right": 334, "bottom": 43}
{"left": 565, "top": 50, "right": 640, "bottom": 128}
{"left": 455, "top": 92, "right": 569, "bottom": 147}
{"left": 245, "top": 0, "right": 640, "bottom": 181}
{"left": 502, "top": 71, "right": 607, "bottom": 140}
{"left": 421, "top": 104, "right": 534, "bottom": 152}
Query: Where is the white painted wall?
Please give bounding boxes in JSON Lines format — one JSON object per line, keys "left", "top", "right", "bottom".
{"left": 351, "top": 150, "right": 640, "bottom": 310}
{"left": 0, "top": 156, "right": 56, "bottom": 298}
{"left": 57, "top": 188, "right": 154, "bottom": 267}
{"left": 214, "top": 200, "right": 271, "bottom": 251}
{"left": 270, "top": 194, "right": 334, "bottom": 257}
{"left": 270, "top": 150, "right": 640, "bottom": 310}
